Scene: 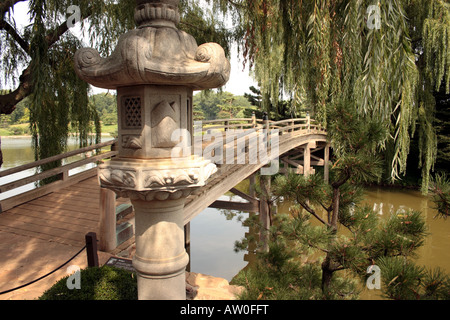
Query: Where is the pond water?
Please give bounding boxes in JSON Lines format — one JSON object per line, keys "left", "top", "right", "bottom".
{"left": 189, "top": 179, "right": 450, "bottom": 300}
{"left": 0, "top": 136, "right": 113, "bottom": 200}
{"left": 1, "top": 137, "right": 449, "bottom": 299}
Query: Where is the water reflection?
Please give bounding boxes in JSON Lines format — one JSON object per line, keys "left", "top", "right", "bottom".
{"left": 362, "top": 187, "right": 450, "bottom": 275}
{"left": 1, "top": 137, "right": 36, "bottom": 169}
{"left": 190, "top": 181, "right": 450, "bottom": 300}
{"left": 189, "top": 198, "right": 250, "bottom": 281}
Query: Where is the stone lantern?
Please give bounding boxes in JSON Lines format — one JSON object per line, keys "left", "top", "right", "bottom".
{"left": 74, "top": 0, "right": 230, "bottom": 299}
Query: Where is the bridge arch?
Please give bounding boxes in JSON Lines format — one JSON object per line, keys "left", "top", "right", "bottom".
{"left": 183, "top": 117, "right": 328, "bottom": 224}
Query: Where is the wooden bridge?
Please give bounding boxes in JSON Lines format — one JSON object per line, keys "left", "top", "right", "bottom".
{"left": 0, "top": 116, "right": 328, "bottom": 255}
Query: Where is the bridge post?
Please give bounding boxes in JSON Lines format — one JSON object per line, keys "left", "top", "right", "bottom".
{"left": 306, "top": 112, "right": 311, "bottom": 132}
{"left": 98, "top": 187, "right": 116, "bottom": 252}
{"left": 324, "top": 143, "right": 330, "bottom": 183}
{"left": 304, "top": 143, "right": 311, "bottom": 177}
{"left": 74, "top": 0, "right": 230, "bottom": 300}
{"left": 249, "top": 174, "right": 256, "bottom": 197}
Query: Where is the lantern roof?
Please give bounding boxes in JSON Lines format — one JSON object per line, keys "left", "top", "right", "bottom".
{"left": 74, "top": 0, "right": 230, "bottom": 90}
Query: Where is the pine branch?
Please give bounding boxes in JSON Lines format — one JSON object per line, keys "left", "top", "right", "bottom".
{"left": 306, "top": 239, "right": 329, "bottom": 254}
{"left": 298, "top": 197, "right": 331, "bottom": 228}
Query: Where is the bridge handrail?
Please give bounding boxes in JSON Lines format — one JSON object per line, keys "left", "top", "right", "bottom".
{"left": 195, "top": 117, "right": 326, "bottom": 134}
{"left": 0, "top": 118, "right": 324, "bottom": 184}
{"left": 198, "top": 118, "right": 253, "bottom": 125}
{"left": 0, "top": 139, "right": 118, "bottom": 212}
{"left": 0, "top": 139, "right": 118, "bottom": 178}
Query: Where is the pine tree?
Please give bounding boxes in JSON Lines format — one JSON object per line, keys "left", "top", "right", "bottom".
{"left": 429, "top": 173, "right": 450, "bottom": 219}
{"left": 232, "top": 100, "right": 449, "bottom": 300}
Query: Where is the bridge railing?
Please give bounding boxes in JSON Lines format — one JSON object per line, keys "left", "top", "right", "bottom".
{"left": 191, "top": 116, "right": 326, "bottom": 165}
{"left": 195, "top": 116, "right": 326, "bottom": 135}
{"left": 195, "top": 118, "right": 257, "bottom": 132}
{"left": 0, "top": 139, "right": 118, "bottom": 213}
{"left": 0, "top": 116, "right": 326, "bottom": 212}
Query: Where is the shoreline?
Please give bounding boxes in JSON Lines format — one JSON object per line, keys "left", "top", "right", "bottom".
{"left": 1, "top": 133, "right": 115, "bottom": 139}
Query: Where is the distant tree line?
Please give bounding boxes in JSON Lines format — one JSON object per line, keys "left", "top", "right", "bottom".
{"left": 2, "top": 92, "right": 117, "bottom": 128}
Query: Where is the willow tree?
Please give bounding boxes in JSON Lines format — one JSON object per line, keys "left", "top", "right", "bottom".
{"left": 0, "top": 0, "right": 231, "bottom": 169}
{"left": 207, "top": 0, "right": 450, "bottom": 193}
{"left": 0, "top": 0, "right": 133, "bottom": 171}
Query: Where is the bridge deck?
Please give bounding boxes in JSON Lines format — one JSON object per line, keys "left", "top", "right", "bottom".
{"left": 0, "top": 176, "right": 108, "bottom": 247}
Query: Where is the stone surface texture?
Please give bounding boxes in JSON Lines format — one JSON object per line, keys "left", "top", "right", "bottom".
{"left": 73, "top": 0, "right": 230, "bottom": 300}
{"left": 74, "top": 1, "right": 230, "bottom": 90}
{"left": 186, "top": 272, "right": 244, "bottom": 300}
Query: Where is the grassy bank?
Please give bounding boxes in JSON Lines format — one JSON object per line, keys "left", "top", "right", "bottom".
{"left": 0, "top": 123, "right": 117, "bottom": 137}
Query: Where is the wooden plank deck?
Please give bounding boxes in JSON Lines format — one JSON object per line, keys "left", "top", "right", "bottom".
{"left": 0, "top": 176, "right": 109, "bottom": 247}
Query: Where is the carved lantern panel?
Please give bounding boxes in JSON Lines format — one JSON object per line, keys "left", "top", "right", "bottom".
{"left": 117, "top": 86, "right": 193, "bottom": 159}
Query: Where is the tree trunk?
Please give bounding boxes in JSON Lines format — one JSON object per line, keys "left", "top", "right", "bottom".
{"left": 0, "top": 137, "right": 3, "bottom": 168}
{"left": 259, "top": 174, "right": 271, "bottom": 252}
{"left": 321, "top": 187, "right": 341, "bottom": 296}
{"left": 0, "top": 66, "right": 32, "bottom": 115}
{"left": 331, "top": 187, "right": 340, "bottom": 231}
{"left": 321, "top": 254, "right": 334, "bottom": 296}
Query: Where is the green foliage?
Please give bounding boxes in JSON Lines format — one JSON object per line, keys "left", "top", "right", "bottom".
{"left": 179, "top": 0, "right": 233, "bottom": 58}
{"left": 89, "top": 92, "right": 117, "bottom": 126}
{"left": 327, "top": 99, "right": 387, "bottom": 157}
{"left": 429, "top": 172, "right": 450, "bottom": 218}
{"left": 216, "top": 92, "right": 250, "bottom": 119}
{"left": 39, "top": 266, "right": 137, "bottom": 300}
{"left": 233, "top": 98, "right": 443, "bottom": 300}
{"left": 244, "top": 85, "right": 295, "bottom": 120}
{"left": 233, "top": 211, "right": 358, "bottom": 300}
{"left": 208, "top": 0, "right": 450, "bottom": 192}
{"left": 378, "top": 256, "right": 450, "bottom": 300}
{"left": 8, "top": 97, "right": 30, "bottom": 124}
{"left": 232, "top": 252, "right": 337, "bottom": 300}
{"left": 434, "top": 90, "right": 450, "bottom": 172}
{"left": 422, "top": 0, "right": 450, "bottom": 94}
{"left": 193, "top": 91, "right": 254, "bottom": 120}
{"left": 273, "top": 173, "right": 330, "bottom": 215}
{"left": 235, "top": 178, "right": 439, "bottom": 300}
{"left": 369, "top": 210, "right": 428, "bottom": 259}
{"left": 377, "top": 256, "right": 425, "bottom": 300}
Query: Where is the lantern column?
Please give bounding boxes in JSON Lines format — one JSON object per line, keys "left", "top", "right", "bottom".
{"left": 74, "top": 0, "right": 230, "bottom": 299}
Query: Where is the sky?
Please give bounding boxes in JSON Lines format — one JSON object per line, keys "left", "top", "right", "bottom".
{"left": 9, "top": 1, "right": 257, "bottom": 97}
{"left": 220, "top": 47, "right": 257, "bottom": 97}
